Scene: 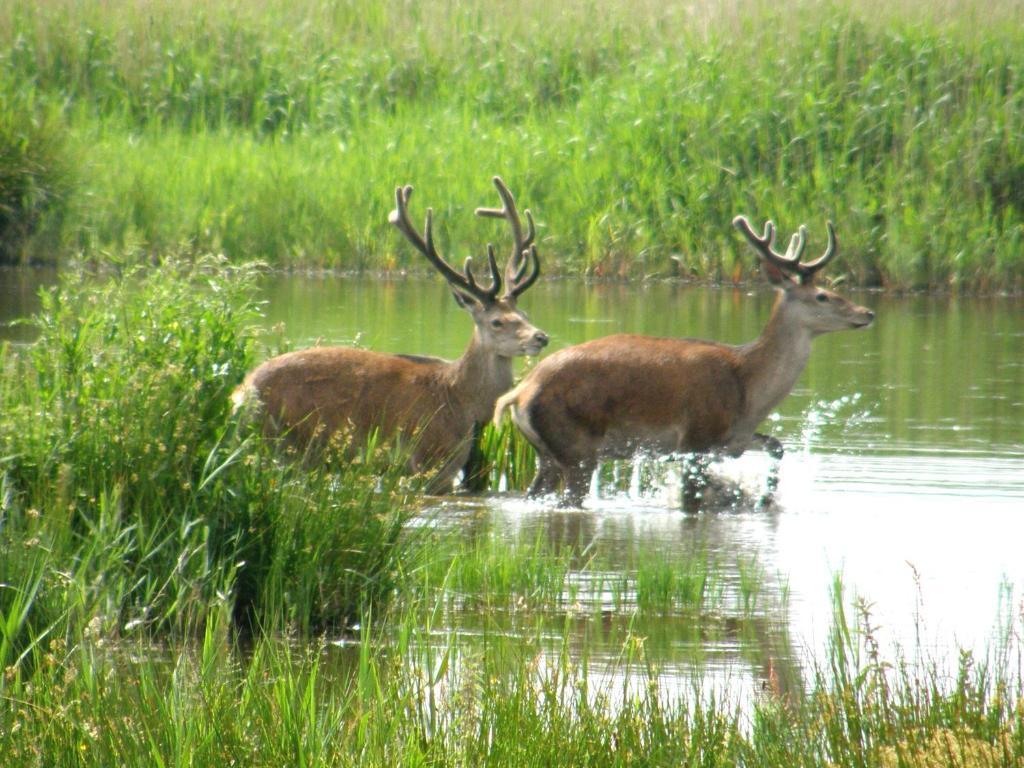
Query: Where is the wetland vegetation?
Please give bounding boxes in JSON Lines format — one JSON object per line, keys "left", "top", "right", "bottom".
{"left": 1, "top": 0, "right": 1023, "bottom": 290}
{"left": 2, "top": 0, "right": 1024, "bottom": 764}
{"left": 2, "top": 259, "right": 1022, "bottom": 766}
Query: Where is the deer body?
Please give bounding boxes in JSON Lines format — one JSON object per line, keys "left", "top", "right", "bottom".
{"left": 495, "top": 216, "right": 874, "bottom": 504}
{"left": 235, "top": 177, "right": 547, "bottom": 492}
{"left": 236, "top": 335, "right": 515, "bottom": 489}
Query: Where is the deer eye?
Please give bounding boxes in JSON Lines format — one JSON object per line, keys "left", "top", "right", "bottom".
{"left": 816, "top": 293, "right": 829, "bottom": 303}
{"left": 490, "top": 318, "right": 504, "bottom": 328}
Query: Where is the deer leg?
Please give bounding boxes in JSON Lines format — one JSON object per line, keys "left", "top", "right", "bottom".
{"left": 424, "top": 456, "right": 462, "bottom": 495}
{"left": 458, "top": 422, "right": 491, "bottom": 492}
{"left": 680, "top": 453, "right": 713, "bottom": 512}
{"left": 751, "top": 433, "right": 784, "bottom": 460}
{"left": 562, "top": 459, "right": 596, "bottom": 508}
{"left": 416, "top": 426, "right": 471, "bottom": 495}
{"left": 749, "top": 432, "right": 783, "bottom": 501}
{"left": 527, "top": 454, "right": 563, "bottom": 497}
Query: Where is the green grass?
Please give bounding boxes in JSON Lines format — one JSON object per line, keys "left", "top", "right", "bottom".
{"left": 477, "top": 421, "right": 537, "bottom": 492}
{"left": 0, "top": 89, "right": 71, "bottom": 261}
{"left": 1, "top": 0, "right": 1023, "bottom": 289}
{"left": 410, "top": 524, "right": 735, "bottom": 617}
{"left": 0, "top": 257, "right": 422, "bottom": 650}
{"left": 1, "top": 582, "right": 1021, "bottom": 766}
{"left": 406, "top": 509, "right": 794, "bottom": 668}
{"left": 1, "top": 2, "right": 1023, "bottom": 761}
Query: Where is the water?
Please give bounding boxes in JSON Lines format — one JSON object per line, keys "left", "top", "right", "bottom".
{"left": 250, "top": 274, "right": 1024, "bottom": 693}
{"left": 0, "top": 265, "right": 58, "bottom": 344}
{"left": 5, "top": 269, "right": 1023, "bottom": 692}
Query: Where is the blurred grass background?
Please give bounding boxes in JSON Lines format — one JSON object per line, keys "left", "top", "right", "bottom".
{"left": 1, "top": 0, "right": 1022, "bottom": 288}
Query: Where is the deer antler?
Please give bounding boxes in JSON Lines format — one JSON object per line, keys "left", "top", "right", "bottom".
{"left": 474, "top": 176, "right": 541, "bottom": 299}
{"left": 732, "top": 216, "right": 837, "bottom": 285}
{"left": 389, "top": 185, "right": 502, "bottom": 304}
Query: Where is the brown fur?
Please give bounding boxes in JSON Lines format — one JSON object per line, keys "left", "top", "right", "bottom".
{"left": 494, "top": 217, "right": 875, "bottom": 505}
{"left": 235, "top": 177, "right": 548, "bottom": 492}
{"left": 236, "top": 347, "right": 470, "bottom": 488}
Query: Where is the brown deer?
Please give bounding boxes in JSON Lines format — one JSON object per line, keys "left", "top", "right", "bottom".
{"left": 234, "top": 177, "right": 549, "bottom": 492}
{"left": 493, "top": 216, "right": 875, "bottom": 506}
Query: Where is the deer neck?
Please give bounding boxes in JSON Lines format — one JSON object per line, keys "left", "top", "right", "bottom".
{"left": 444, "top": 329, "right": 515, "bottom": 425}
{"left": 737, "top": 295, "right": 814, "bottom": 425}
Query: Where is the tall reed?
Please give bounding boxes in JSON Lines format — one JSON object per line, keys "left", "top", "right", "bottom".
{"left": 0, "top": 257, "right": 421, "bottom": 654}
{"left": 2, "top": 0, "right": 1022, "bottom": 288}
{"left": 1, "top": 582, "right": 1020, "bottom": 766}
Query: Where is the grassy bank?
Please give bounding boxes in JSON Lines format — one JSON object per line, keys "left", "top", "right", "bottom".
{"left": 0, "top": 258, "right": 421, "bottom": 655}
{"left": 2, "top": 0, "right": 1023, "bottom": 289}
{"left": 2, "top": 549, "right": 1021, "bottom": 765}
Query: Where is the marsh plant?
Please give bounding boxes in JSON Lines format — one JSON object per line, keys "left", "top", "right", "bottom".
{"left": 1, "top": 0, "right": 1023, "bottom": 288}
{"left": 0, "top": 88, "right": 72, "bottom": 263}
{"left": 0, "top": 258, "right": 420, "bottom": 668}
{"left": 1, "top": 582, "right": 1021, "bottom": 766}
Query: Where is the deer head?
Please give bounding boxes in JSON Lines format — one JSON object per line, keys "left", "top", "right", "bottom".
{"left": 389, "top": 177, "right": 548, "bottom": 357}
{"left": 732, "top": 216, "right": 875, "bottom": 336}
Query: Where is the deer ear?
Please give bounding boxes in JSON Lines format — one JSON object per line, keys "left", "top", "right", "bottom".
{"left": 450, "top": 288, "right": 477, "bottom": 310}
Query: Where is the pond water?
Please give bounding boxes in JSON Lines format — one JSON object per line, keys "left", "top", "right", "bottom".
{"left": 256, "top": 274, "right": 1024, "bottom": 689}
{"left": 4, "top": 268, "right": 1023, "bottom": 695}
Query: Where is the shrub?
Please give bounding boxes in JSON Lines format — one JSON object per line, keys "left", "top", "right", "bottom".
{"left": 0, "top": 257, "right": 419, "bottom": 652}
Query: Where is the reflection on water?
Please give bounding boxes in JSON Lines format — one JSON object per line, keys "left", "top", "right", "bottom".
{"left": 3, "top": 269, "right": 1023, "bottom": 694}
{"left": 413, "top": 431, "right": 1024, "bottom": 701}
{"left": 401, "top": 493, "right": 803, "bottom": 707}
{"left": 0, "top": 265, "right": 58, "bottom": 343}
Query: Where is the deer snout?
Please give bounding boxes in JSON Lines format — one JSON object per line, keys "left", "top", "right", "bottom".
{"left": 853, "top": 307, "right": 875, "bottom": 328}
{"left": 521, "top": 328, "right": 549, "bottom": 355}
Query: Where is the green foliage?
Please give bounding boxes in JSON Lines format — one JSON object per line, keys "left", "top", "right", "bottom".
{"left": 0, "top": 88, "right": 72, "bottom": 263}
{"left": 2, "top": 256, "right": 256, "bottom": 510}
{"left": 0, "top": 257, "right": 419, "bottom": 651}
{"left": 409, "top": 521, "right": 745, "bottom": 621}
{"left": 1, "top": 0, "right": 1023, "bottom": 288}
{"left": 1, "top": 586, "right": 1021, "bottom": 766}
{"left": 478, "top": 420, "right": 537, "bottom": 492}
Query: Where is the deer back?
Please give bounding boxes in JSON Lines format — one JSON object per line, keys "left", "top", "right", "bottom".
{"left": 237, "top": 346, "right": 467, "bottom": 461}
{"left": 503, "top": 334, "right": 747, "bottom": 458}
